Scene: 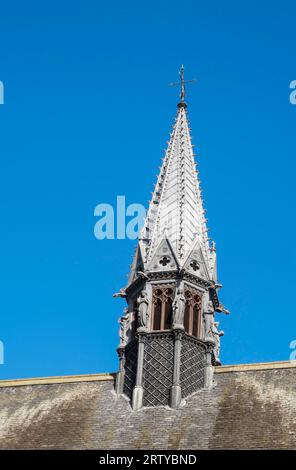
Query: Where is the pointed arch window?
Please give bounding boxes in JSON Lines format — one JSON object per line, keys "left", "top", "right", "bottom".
{"left": 151, "top": 285, "right": 175, "bottom": 331}
{"left": 184, "top": 287, "right": 202, "bottom": 338}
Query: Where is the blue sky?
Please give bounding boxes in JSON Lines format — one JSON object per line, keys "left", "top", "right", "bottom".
{"left": 0, "top": 1, "right": 295, "bottom": 379}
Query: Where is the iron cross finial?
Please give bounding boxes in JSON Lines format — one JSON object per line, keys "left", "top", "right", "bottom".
{"left": 179, "top": 64, "right": 186, "bottom": 102}
{"left": 170, "top": 65, "right": 197, "bottom": 105}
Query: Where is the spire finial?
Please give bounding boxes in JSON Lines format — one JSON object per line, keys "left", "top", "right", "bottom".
{"left": 179, "top": 64, "right": 186, "bottom": 103}
{"left": 170, "top": 65, "right": 197, "bottom": 107}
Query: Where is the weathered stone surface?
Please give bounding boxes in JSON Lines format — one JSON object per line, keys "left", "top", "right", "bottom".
{"left": 0, "top": 365, "right": 295, "bottom": 449}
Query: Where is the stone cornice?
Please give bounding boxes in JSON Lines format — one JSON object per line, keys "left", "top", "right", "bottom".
{"left": 215, "top": 360, "right": 296, "bottom": 373}
{"left": 0, "top": 373, "right": 115, "bottom": 388}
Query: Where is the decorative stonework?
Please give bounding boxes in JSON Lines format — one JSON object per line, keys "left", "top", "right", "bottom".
{"left": 123, "top": 339, "right": 138, "bottom": 400}
{"left": 115, "top": 70, "right": 229, "bottom": 410}
{"left": 180, "top": 335, "right": 206, "bottom": 397}
{"left": 152, "top": 285, "right": 175, "bottom": 305}
{"left": 122, "top": 331, "right": 207, "bottom": 408}
{"left": 142, "top": 333, "right": 174, "bottom": 407}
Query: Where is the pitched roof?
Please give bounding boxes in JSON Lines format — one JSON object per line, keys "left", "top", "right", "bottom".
{"left": 0, "top": 363, "right": 295, "bottom": 449}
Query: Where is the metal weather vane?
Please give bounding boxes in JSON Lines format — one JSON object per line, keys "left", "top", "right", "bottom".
{"left": 170, "top": 65, "right": 197, "bottom": 103}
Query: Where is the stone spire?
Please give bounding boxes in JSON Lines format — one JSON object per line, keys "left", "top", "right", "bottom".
{"left": 115, "top": 68, "right": 228, "bottom": 411}
{"left": 139, "top": 96, "right": 213, "bottom": 275}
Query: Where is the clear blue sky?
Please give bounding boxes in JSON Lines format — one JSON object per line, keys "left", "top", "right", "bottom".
{"left": 0, "top": 1, "right": 295, "bottom": 379}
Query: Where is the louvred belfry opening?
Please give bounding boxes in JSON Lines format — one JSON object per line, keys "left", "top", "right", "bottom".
{"left": 115, "top": 66, "right": 229, "bottom": 410}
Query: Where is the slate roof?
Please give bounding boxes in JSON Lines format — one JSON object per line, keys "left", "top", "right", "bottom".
{"left": 0, "top": 362, "right": 295, "bottom": 449}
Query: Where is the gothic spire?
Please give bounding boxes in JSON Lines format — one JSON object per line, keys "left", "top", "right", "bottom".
{"left": 138, "top": 68, "right": 215, "bottom": 280}
{"left": 117, "top": 70, "right": 227, "bottom": 410}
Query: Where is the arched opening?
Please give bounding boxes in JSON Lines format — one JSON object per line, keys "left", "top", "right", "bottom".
{"left": 151, "top": 285, "right": 175, "bottom": 331}
{"left": 153, "top": 298, "right": 162, "bottom": 330}
{"left": 184, "top": 287, "right": 202, "bottom": 338}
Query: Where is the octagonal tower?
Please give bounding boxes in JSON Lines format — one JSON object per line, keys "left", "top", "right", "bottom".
{"left": 115, "top": 67, "right": 228, "bottom": 410}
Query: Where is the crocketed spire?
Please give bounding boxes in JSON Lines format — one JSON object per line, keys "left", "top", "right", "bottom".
{"left": 139, "top": 102, "right": 214, "bottom": 276}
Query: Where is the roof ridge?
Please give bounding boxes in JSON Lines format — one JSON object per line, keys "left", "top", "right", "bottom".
{"left": 215, "top": 360, "right": 296, "bottom": 373}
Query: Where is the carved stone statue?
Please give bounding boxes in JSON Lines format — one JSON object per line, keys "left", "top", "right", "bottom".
{"left": 172, "top": 288, "right": 186, "bottom": 329}
{"left": 137, "top": 290, "right": 149, "bottom": 330}
{"left": 209, "top": 321, "right": 224, "bottom": 365}
{"left": 207, "top": 300, "right": 214, "bottom": 315}
{"left": 118, "top": 308, "right": 129, "bottom": 346}
{"left": 202, "top": 297, "right": 213, "bottom": 337}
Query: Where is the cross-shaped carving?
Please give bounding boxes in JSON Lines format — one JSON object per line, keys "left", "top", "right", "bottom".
{"left": 190, "top": 260, "right": 200, "bottom": 271}
{"left": 159, "top": 256, "right": 170, "bottom": 267}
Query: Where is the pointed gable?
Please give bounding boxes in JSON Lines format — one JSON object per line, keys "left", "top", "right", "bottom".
{"left": 127, "top": 245, "right": 145, "bottom": 285}
{"left": 181, "top": 239, "right": 210, "bottom": 281}
{"left": 146, "top": 238, "right": 179, "bottom": 272}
